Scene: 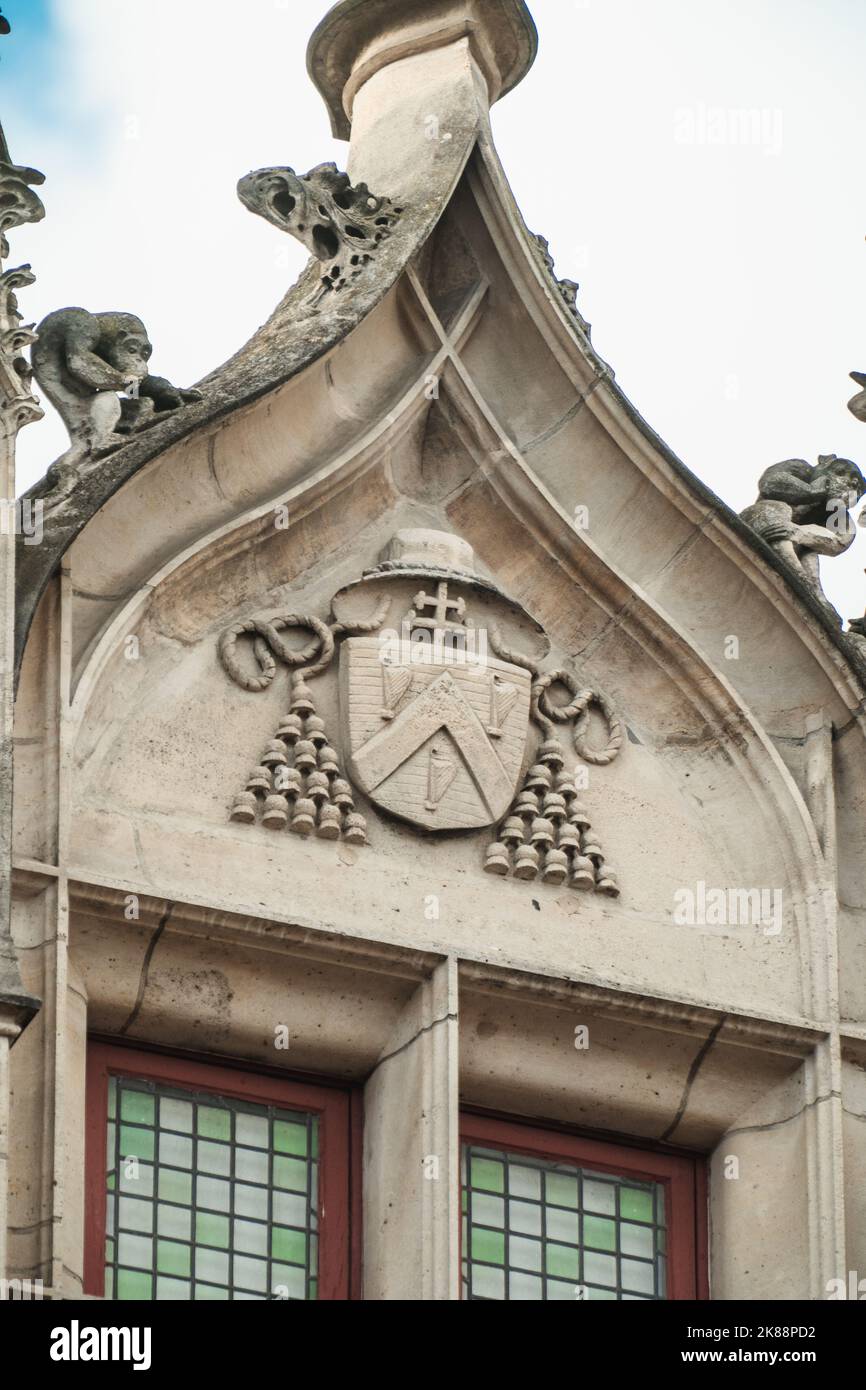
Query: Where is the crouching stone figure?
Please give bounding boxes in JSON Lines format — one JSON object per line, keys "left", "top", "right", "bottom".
{"left": 740, "top": 454, "right": 866, "bottom": 617}
{"left": 31, "top": 307, "right": 201, "bottom": 498}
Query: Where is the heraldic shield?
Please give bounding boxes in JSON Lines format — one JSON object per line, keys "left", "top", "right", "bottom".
{"left": 340, "top": 638, "right": 532, "bottom": 831}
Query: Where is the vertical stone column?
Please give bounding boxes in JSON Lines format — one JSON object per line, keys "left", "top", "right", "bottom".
{"left": 363, "top": 957, "right": 460, "bottom": 1299}
{"left": 0, "top": 1014, "right": 21, "bottom": 1281}
{"left": 0, "top": 121, "right": 46, "bottom": 1278}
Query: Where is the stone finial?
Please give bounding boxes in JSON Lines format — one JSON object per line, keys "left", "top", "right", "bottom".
{"left": 0, "top": 123, "right": 45, "bottom": 261}
{"left": 30, "top": 308, "right": 202, "bottom": 500}
{"left": 740, "top": 455, "right": 866, "bottom": 617}
{"left": 237, "top": 162, "right": 401, "bottom": 300}
{"left": 0, "top": 121, "right": 45, "bottom": 432}
{"left": 306, "top": 0, "right": 538, "bottom": 139}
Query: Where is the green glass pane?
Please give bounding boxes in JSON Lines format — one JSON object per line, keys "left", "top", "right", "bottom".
{"left": 197, "top": 1106, "right": 231, "bottom": 1142}
{"left": 546, "top": 1242, "right": 580, "bottom": 1281}
{"left": 271, "top": 1226, "right": 306, "bottom": 1266}
{"left": 471, "top": 1226, "right": 505, "bottom": 1264}
{"left": 195, "top": 1283, "right": 229, "bottom": 1300}
{"left": 546, "top": 1172, "right": 578, "bottom": 1208}
{"left": 274, "top": 1120, "right": 308, "bottom": 1156}
{"left": 310, "top": 1122, "right": 319, "bottom": 1159}
{"left": 583, "top": 1215, "right": 616, "bottom": 1252}
{"left": 158, "top": 1168, "right": 192, "bottom": 1205}
{"left": 470, "top": 1155, "right": 505, "bottom": 1193}
{"left": 273, "top": 1156, "right": 308, "bottom": 1193}
{"left": 108, "top": 1078, "right": 117, "bottom": 1120}
{"left": 195, "top": 1212, "right": 229, "bottom": 1249}
{"left": 309, "top": 1278, "right": 318, "bottom": 1300}
{"left": 106, "top": 1122, "right": 116, "bottom": 1166}
{"left": 105, "top": 1267, "right": 114, "bottom": 1299}
{"left": 116, "top": 1269, "right": 152, "bottom": 1300}
{"left": 620, "top": 1187, "right": 654, "bottom": 1223}
{"left": 461, "top": 1188, "right": 467, "bottom": 1213}
{"left": 120, "top": 1090, "right": 155, "bottom": 1125}
{"left": 105, "top": 1236, "right": 115, "bottom": 1263}
{"left": 157, "top": 1240, "right": 191, "bottom": 1278}
{"left": 107, "top": 1172, "right": 116, "bottom": 1191}
{"left": 120, "top": 1125, "right": 155, "bottom": 1163}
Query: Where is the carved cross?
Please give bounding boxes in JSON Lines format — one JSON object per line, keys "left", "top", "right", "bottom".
{"left": 410, "top": 581, "right": 467, "bottom": 631}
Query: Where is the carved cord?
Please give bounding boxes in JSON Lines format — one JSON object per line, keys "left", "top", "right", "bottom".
{"left": 219, "top": 597, "right": 392, "bottom": 692}
{"left": 489, "top": 627, "right": 622, "bottom": 766}
{"left": 533, "top": 670, "right": 623, "bottom": 766}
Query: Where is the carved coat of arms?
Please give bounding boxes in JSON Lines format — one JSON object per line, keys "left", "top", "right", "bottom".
{"left": 219, "top": 530, "right": 623, "bottom": 897}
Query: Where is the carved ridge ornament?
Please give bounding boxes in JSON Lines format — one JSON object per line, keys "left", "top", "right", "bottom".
{"left": 236, "top": 161, "right": 402, "bottom": 303}
{"left": 219, "top": 531, "right": 622, "bottom": 896}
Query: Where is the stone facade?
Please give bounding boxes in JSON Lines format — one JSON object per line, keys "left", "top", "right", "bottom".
{"left": 7, "top": 0, "right": 866, "bottom": 1301}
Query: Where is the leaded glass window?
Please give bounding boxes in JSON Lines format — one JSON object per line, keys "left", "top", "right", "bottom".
{"left": 461, "top": 1143, "right": 667, "bottom": 1300}
{"left": 105, "top": 1075, "right": 319, "bottom": 1300}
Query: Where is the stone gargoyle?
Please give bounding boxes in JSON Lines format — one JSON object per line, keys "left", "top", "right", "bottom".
{"left": 237, "top": 161, "right": 401, "bottom": 301}
{"left": 31, "top": 307, "right": 201, "bottom": 500}
{"left": 740, "top": 454, "right": 866, "bottom": 615}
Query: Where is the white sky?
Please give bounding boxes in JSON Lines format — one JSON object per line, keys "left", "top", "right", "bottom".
{"left": 7, "top": 0, "right": 866, "bottom": 622}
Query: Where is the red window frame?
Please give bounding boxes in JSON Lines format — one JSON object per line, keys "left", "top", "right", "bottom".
{"left": 85, "top": 1042, "right": 360, "bottom": 1300}
{"left": 460, "top": 1112, "right": 708, "bottom": 1300}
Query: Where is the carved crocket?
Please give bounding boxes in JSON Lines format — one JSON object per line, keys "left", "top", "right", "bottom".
{"left": 31, "top": 307, "right": 202, "bottom": 495}
{"left": 740, "top": 454, "right": 866, "bottom": 612}
{"left": 237, "top": 161, "right": 401, "bottom": 299}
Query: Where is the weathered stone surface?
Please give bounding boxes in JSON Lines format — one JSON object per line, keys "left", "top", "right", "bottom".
{"left": 238, "top": 161, "right": 401, "bottom": 301}
{"left": 9, "top": 0, "right": 866, "bottom": 1303}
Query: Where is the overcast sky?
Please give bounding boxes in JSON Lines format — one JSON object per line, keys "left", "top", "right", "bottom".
{"left": 4, "top": 0, "right": 866, "bottom": 622}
